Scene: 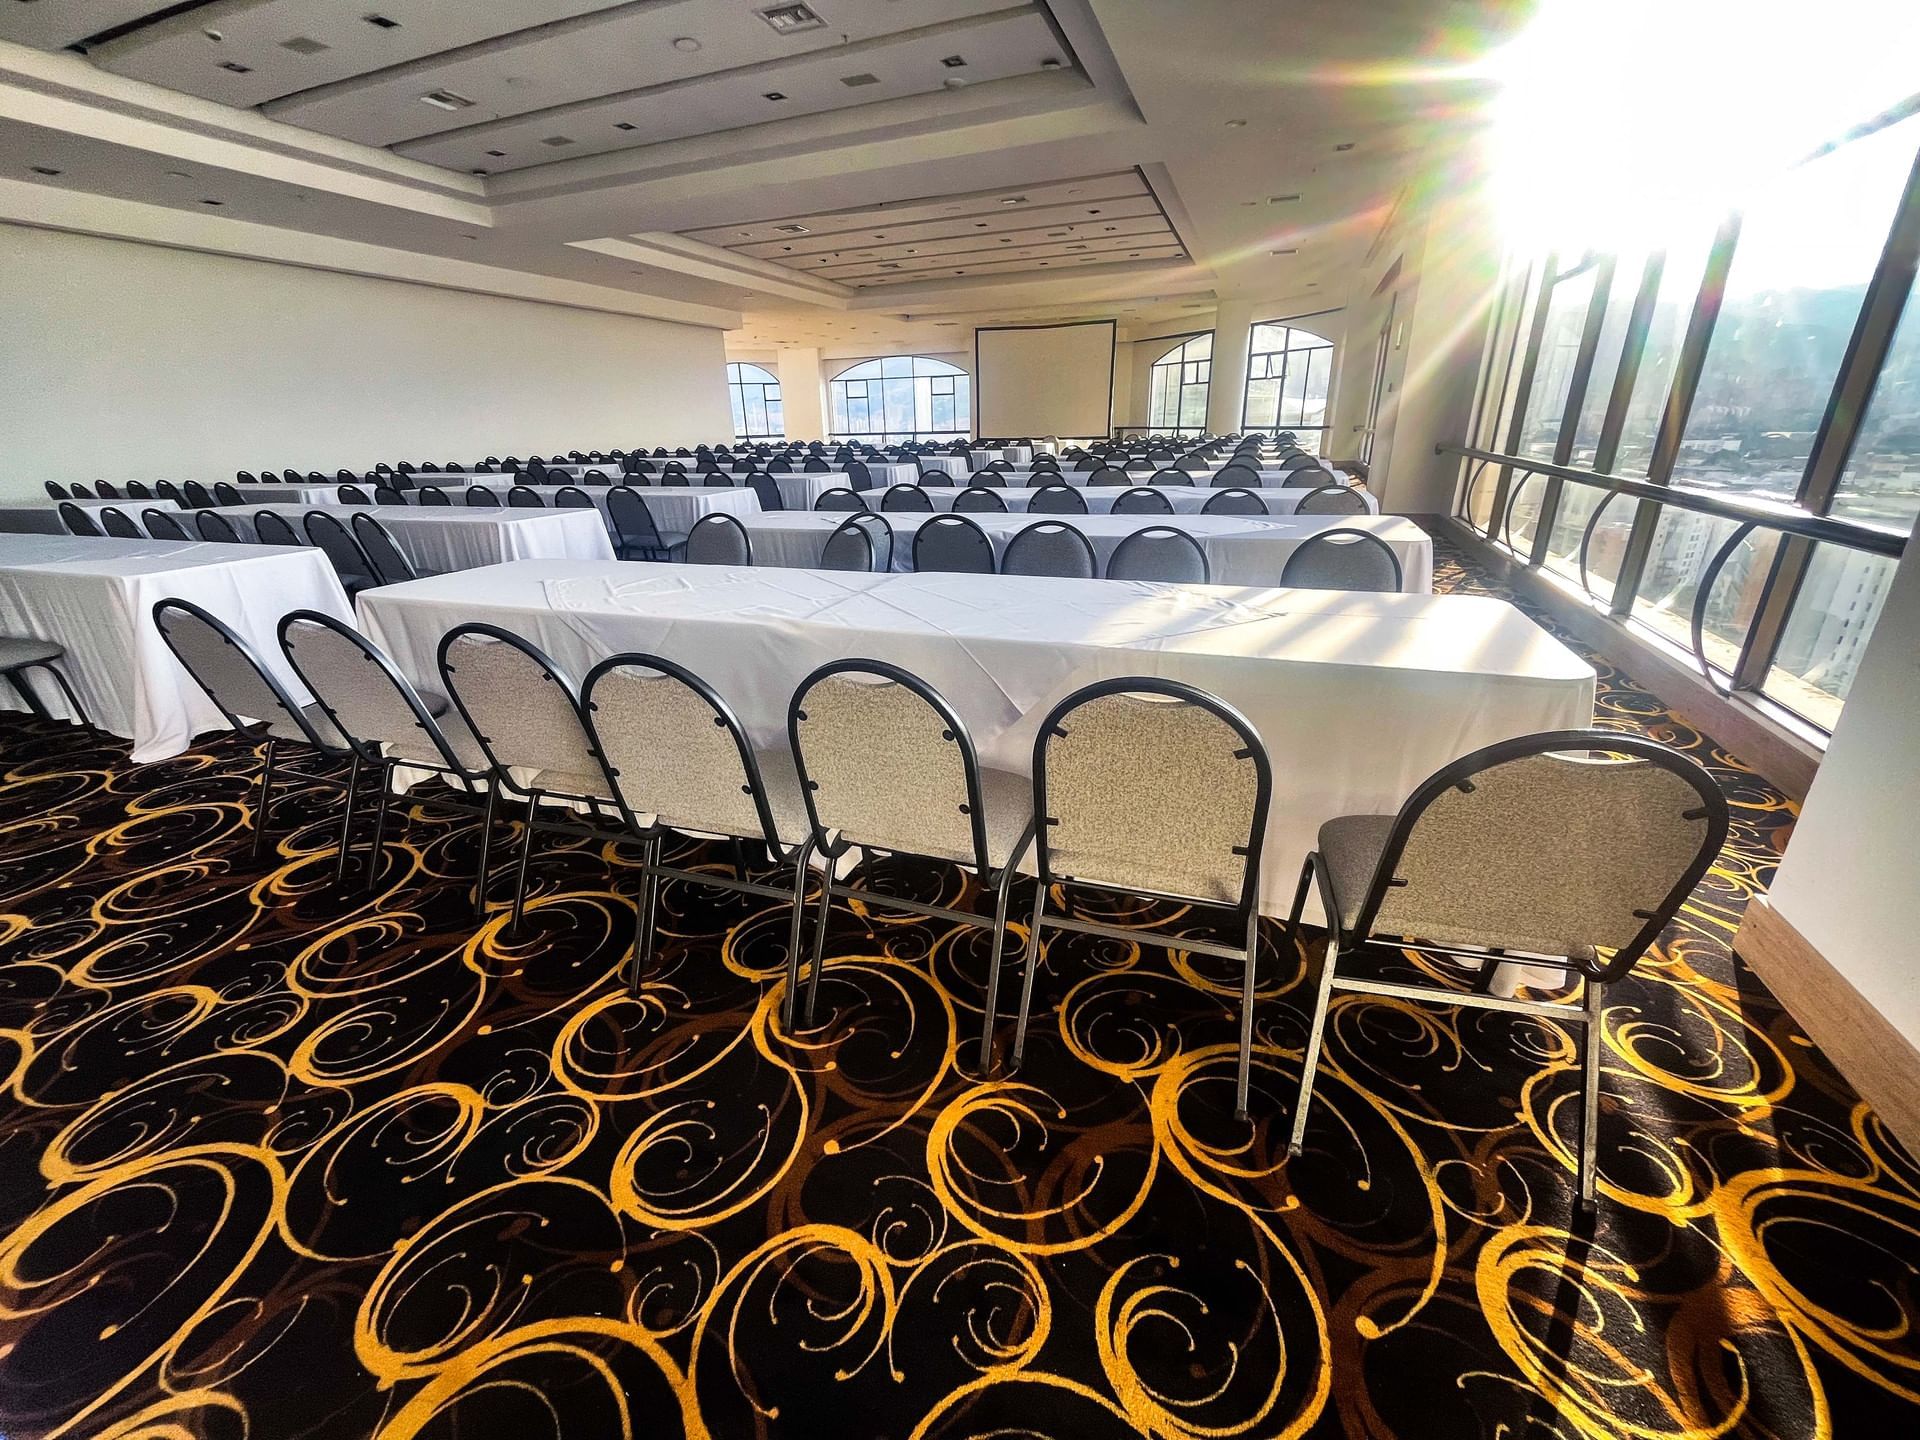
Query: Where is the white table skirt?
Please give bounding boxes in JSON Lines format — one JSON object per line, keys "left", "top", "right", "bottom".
{"left": 997, "top": 467, "right": 1352, "bottom": 490}
{"left": 224, "top": 504, "right": 613, "bottom": 570}
{"left": 740, "top": 512, "right": 1431, "bottom": 591}
{"left": 485, "top": 473, "right": 844, "bottom": 511}
{"left": 0, "top": 534, "right": 352, "bottom": 761}
{"left": 356, "top": 561, "right": 1594, "bottom": 920}
{"left": 231, "top": 484, "right": 341, "bottom": 505}
{"left": 610, "top": 488, "right": 761, "bottom": 544}
{"left": 892, "top": 486, "right": 1378, "bottom": 517}
{"left": 916, "top": 456, "right": 972, "bottom": 481}
{"left": 0, "top": 498, "right": 181, "bottom": 535}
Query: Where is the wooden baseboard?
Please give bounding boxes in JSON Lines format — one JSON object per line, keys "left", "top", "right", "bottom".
{"left": 1733, "top": 897, "right": 1920, "bottom": 1158}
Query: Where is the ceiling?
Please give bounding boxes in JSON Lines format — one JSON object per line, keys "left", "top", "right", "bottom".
{"left": 0, "top": 0, "right": 1531, "bottom": 348}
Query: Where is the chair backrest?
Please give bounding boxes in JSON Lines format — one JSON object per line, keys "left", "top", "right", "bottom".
{"left": 912, "top": 513, "right": 995, "bottom": 574}
{"left": 1280, "top": 528, "right": 1402, "bottom": 592}
{"left": 182, "top": 480, "right": 215, "bottom": 509}
{"left": 464, "top": 485, "right": 501, "bottom": 507}
{"left": 1107, "top": 526, "right": 1209, "bottom": 583}
{"left": 953, "top": 487, "right": 1007, "bottom": 513}
{"left": 1113, "top": 487, "right": 1173, "bottom": 516}
{"left": 1296, "top": 485, "right": 1368, "bottom": 515}
{"left": 507, "top": 486, "right": 546, "bottom": 508}
{"left": 819, "top": 515, "right": 879, "bottom": 571}
{"left": 1002, "top": 521, "right": 1096, "bottom": 579}
{"left": 195, "top": 511, "right": 244, "bottom": 543}
{"left": 44, "top": 480, "right": 69, "bottom": 500}
{"left": 1279, "top": 453, "right": 1322, "bottom": 472}
{"left": 1149, "top": 468, "right": 1193, "bottom": 487}
{"left": 802, "top": 457, "right": 831, "bottom": 472}
{"left": 685, "top": 512, "right": 753, "bottom": 566}
{"left": 437, "top": 624, "right": 605, "bottom": 798}
{"left": 1212, "top": 464, "right": 1262, "bottom": 488}
{"left": 846, "top": 461, "right": 873, "bottom": 492}
{"left": 1087, "top": 465, "right": 1130, "bottom": 487}
{"left": 1124, "top": 457, "right": 1155, "bottom": 472}
{"left": 415, "top": 485, "right": 451, "bottom": 506}
{"left": 584, "top": 654, "right": 789, "bottom": 846}
{"left": 1349, "top": 731, "right": 1729, "bottom": 982}
{"left": 89, "top": 481, "right": 117, "bottom": 499}
{"left": 253, "top": 511, "right": 302, "bottom": 546}
{"left": 552, "top": 486, "right": 594, "bottom": 508}
{"left": 789, "top": 661, "right": 991, "bottom": 870}
{"left": 153, "top": 598, "right": 328, "bottom": 746}
{"left": 351, "top": 513, "right": 417, "bottom": 586}
{"left": 969, "top": 471, "right": 1005, "bottom": 488}
{"left": 154, "top": 481, "right": 184, "bottom": 504}
{"left": 125, "top": 481, "right": 153, "bottom": 499}
{"left": 303, "top": 511, "right": 377, "bottom": 585}
{"left": 99, "top": 506, "right": 143, "bottom": 539}
{"left": 1034, "top": 678, "right": 1271, "bottom": 907}
{"left": 606, "top": 486, "right": 664, "bottom": 552}
{"left": 143, "top": 508, "right": 192, "bottom": 540}
{"left": 373, "top": 485, "right": 406, "bottom": 506}
{"left": 1029, "top": 484, "right": 1087, "bottom": 514}
{"left": 814, "top": 488, "right": 866, "bottom": 512}
{"left": 1202, "top": 487, "right": 1266, "bottom": 516}
{"left": 881, "top": 484, "right": 933, "bottom": 513}
{"left": 211, "top": 481, "right": 243, "bottom": 506}
{"left": 279, "top": 610, "right": 473, "bottom": 774}
{"left": 581, "top": 470, "right": 611, "bottom": 486}
{"left": 236, "top": 471, "right": 257, "bottom": 484}
{"left": 336, "top": 484, "right": 372, "bottom": 505}
{"left": 746, "top": 472, "right": 783, "bottom": 511}
{"left": 767, "top": 458, "right": 792, "bottom": 473}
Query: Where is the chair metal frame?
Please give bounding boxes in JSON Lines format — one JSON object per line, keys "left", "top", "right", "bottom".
{"left": 143, "top": 509, "right": 193, "bottom": 541}
{"left": 912, "top": 513, "right": 995, "bottom": 574}
{"left": 1283, "top": 729, "right": 1730, "bottom": 1208}
{"left": 1009, "top": 676, "right": 1273, "bottom": 1114}
{"left": 0, "top": 642, "right": 92, "bottom": 729}
{"left": 785, "top": 658, "right": 1037, "bottom": 1059}
{"left": 1279, "top": 527, "right": 1403, "bottom": 591}
{"left": 1113, "top": 487, "right": 1174, "bottom": 516}
{"left": 1001, "top": 520, "right": 1097, "bottom": 579}
{"left": 1107, "top": 525, "right": 1210, "bottom": 584}
{"left": 1296, "top": 484, "right": 1369, "bottom": 515}
{"left": 350, "top": 513, "right": 418, "bottom": 586}
{"left": 685, "top": 511, "right": 754, "bottom": 566}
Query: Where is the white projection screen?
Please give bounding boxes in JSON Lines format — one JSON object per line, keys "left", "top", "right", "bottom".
{"left": 974, "top": 320, "right": 1116, "bottom": 438}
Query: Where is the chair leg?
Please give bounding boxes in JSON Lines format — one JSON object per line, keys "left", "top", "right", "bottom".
{"left": 332, "top": 750, "right": 364, "bottom": 885}
{"left": 1235, "top": 886, "right": 1261, "bottom": 1122}
{"left": 802, "top": 870, "right": 836, "bottom": 1026}
{"left": 976, "top": 827, "right": 1036, "bottom": 1074}
{"left": 628, "top": 832, "right": 662, "bottom": 993}
{"left": 1287, "top": 857, "right": 1338, "bottom": 1157}
{"left": 508, "top": 791, "right": 542, "bottom": 935}
{"left": 5, "top": 668, "right": 51, "bottom": 720}
{"left": 1009, "top": 883, "right": 1050, "bottom": 1073}
{"left": 473, "top": 776, "right": 499, "bottom": 919}
{"left": 782, "top": 836, "right": 818, "bottom": 1031}
{"left": 363, "top": 761, "right": 394, "bottom": 892}
{"left": 37, "top": 662, "right": 91, "bottom": 730}
{"left": 1578, "top": 977, "right": 1606, "bottom": 1211}
{"left": 249, "top": 737, "right": 279, "bottom": 862}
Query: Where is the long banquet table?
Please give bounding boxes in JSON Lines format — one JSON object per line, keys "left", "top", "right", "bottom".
{"left": 458, "top": 471, "right": 842, "bottom": 511}
{"left": 231, "top": 484, "right": 342, "bottom": 505}
{"left": 740, "top": 512, "right": 1432, "bottom": 590}
{"left": 223, "top": 503, "right": 614, "bottom": 569}
{"left": 892, "top": 485, "right": 1379, "bottom": 515}
{"left": 0, "top": 534, "right": 351, "bottom": 760}
{"left": 357, "top": 560, "right": 1595, "bottom": 922}
{"left": 0, "top": 498, "right": 181, "bottom": 535}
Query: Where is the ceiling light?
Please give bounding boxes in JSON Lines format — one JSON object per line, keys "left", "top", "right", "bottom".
{"left": 1270, "top": 248, "right": 1297, "bottom": 256}
{"left": 840, "top": 73, "right": 880, "bottom": 87}
{"left": 942, "top": 77, "right": 967, "bottom": 89}
{"left": 200, "top": 198, "right": 224, "bottom": 206}
{"left": 1267, "top": 193, "right": 1300, "bottom": 204}
{"left": 29, "top": 165, "right": 62, "bottom": 177}
{"left": 1334, "top": 142, "right": 1355, "bottom": 152}
{"left": 1040, "top": 57, "right": 1063, "bottom": 69}
{"left": 763, "top": 91, "right": 788, "bottom": 102}
{"left": 165, "top": 169, "right": 191, "bottom": 178}
{"left": 672, "top": 36, "right": 701, "bottom": 52}
{"left": 773, "top": 223, "right": 809, "bottom": 233}
{"left": 281, "top": 36, "right": 329, "bottom": 55}
{"left": 757, "top": 3, "right": 825, "bottom": 35}
{"left": 420, "top": 89, "right": 474, "bottom": 111}
{"left": 203, "top": 28, "right": 224, "bottom": 43}
{"left": 1224, "top": 119, "right": 1246, "bottom": 129}
{"left": 540, "top": 135, "right": 575, "bottom": 147}
{"left": 1000, "top": 196, "right": 1028, "bottom": 205}
{"left": 217, "top": 60, "right": 251, "bottom": 73}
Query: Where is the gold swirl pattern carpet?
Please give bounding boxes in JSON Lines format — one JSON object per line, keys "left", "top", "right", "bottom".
{"left": 2, "top": 523, "right": 1917, "bottom": 1439}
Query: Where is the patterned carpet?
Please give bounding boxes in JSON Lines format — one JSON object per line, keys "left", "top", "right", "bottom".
{"left": 2, "top": 521, "right": 1917, "bottom": 1439}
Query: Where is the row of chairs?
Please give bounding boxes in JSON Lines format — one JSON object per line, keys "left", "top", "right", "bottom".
{"left": 59, "top": 503, "right": 415, "bottom": 594}
{"left": 150, "top": 599, "right": 1727, "bottom": 1206}
{"left": 48, "top": 478, "right": 240, "bottom": 508}
{"left": 832, "top": 483, "right": 1368, "bottom": 517}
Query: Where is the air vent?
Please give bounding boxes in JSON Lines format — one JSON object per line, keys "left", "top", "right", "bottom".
{"left": 762, "top": 91, "right": 788, "bottom": 102}
{"left": 364, "top": 14, "right": 401, "bottom": 29}
{"left": 420, "top": 90, "right": 474, "bottom": 111}
{"left": 940, "top": 55, "right": 967, "bottom": 68}
{"left": 757, "top": 3, "right": 825, "bottom": 34}
{"left": 280, "top": 36, "right": 329, "bottom": 55}
{"left": 484, "top": 149, "right": 506, "bottom": 157}
{"left": 613, "top": 121, "right": 637, "bottom": 131}
{"left": 773, "top": 224, "right": 810, "bottom": 234}
{"left": 1267, "top": 193, "right": 1300, "bottom": 204}
{"left": 29, "top": 166, "right": 62, "bottom": 177}
{"left": 540, "top": 135, "right": 576, "bottom": 148}
{"left": 839, "top": 73, "right": 879, "bottom": 87}
{"left": 217, "top": 60, "right": 252, "bottom": 73}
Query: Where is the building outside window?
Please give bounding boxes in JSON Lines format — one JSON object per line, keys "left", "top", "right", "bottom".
{"left": 1243, "top": 320, "right": 1335, "bottom": 452}
{"left": 1146, "top": 334, "right": 1211, "bottom": 434}
{"left": 726, "top": 362, "right": 783, "bottom": 439}
{"left": 829, "top": 356, "right": 971, "bottom": 442}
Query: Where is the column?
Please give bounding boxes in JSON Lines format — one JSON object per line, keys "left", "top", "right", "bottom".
{"left": 775, "top": 347, "right": 826, "bottom": 442}
{"left": 1205, "top": 300, "right": 1259, "bottom": 435}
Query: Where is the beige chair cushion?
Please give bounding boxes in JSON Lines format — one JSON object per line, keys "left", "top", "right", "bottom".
{"left": 268, "top": 702, "right": 345, "bottom": 748}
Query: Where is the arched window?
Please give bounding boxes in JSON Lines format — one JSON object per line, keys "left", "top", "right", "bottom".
{"left": 1147, "top": 334, "right": 1212, "bottom": 434}
{"left": 1243, "top": 320, "right": 1335, "bottom": 451}
{"left": 727, "top": 362, "right": 783, "bottom": 439}
{"left": 829, "top": 356, "right": 970, "bottom": 442}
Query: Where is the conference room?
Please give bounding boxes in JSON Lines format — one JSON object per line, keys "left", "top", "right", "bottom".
{"left": 2, "top": 1, "right": 1917, "bottom": 1436}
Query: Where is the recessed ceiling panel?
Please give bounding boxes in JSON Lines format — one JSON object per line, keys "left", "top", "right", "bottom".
{"left": 88, "top": 0, "right": 632, "bottom": 110}
{"left": 0, "top": 1, "right": 172, "bottom": 51}
{"left": 397, "top": 9, "right": 1065, "bottom": 173}
{"left": 266, "top": 0, "right": 1027, "bottom": 149}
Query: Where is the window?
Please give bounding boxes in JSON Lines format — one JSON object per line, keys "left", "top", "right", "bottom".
{"left": 1147, "top": 334, "right": 1211, "bottom": 434}
{"left": 1671, "top": 113, "right": 1920, "bottom": 500}
{"left": 1829, "top": 237, "right": 1920, "bottom": 536}
{"left": 829, "top": 356, "right": 971, "bottom": 442}
{"left": 726, "top": 362, "right": 783, "bottom": 439}
{"left": 1518, "top": 257, "right": 1599, "bottom": 460}
{"left": 1243, "top": 319, "right": 1335, "bottom": 452}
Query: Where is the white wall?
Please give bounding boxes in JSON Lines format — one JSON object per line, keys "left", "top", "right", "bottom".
{"left": 1765, "top": 541, "right": 1920, "bottom": 1043}
{"left": 0, "top": 224, "right": 734, "bottom": 493}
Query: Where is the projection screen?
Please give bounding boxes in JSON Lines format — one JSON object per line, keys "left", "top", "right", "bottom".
{"left": 973, "top": 320, "right": 1116, "bottom": 438}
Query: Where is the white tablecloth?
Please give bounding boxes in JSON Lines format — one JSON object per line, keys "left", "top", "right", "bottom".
{"left": 0, "top": 535, "right": 352, "bottom": 761}
{"left": 896, "top": 486, "right": 1379, "bottom": 516}
{"left": 969, "top": 447, "right": 1033, "bottom": 467}
{"left": 740, "top": 513, "right": 1431, "bottom": 591}
{"left": 999, "top": 467, "right": 1355, "bottom": 491}
{"left": 916, "top": 456, "right": 972, "bottom": 482}
{"left": 224, "top": 504, "right": 614, "bottom": 570}
{"left": 232, "top": 484, "right": 341, "bottom": 505}
{"left": 356, "top": 561, "right": 1594, "bottom": 919}
{"left": 0, "top": 499, "right": 181, "bottom": 535}
{"left": 609, "top": 488, "right": 761, "bottom": 544}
